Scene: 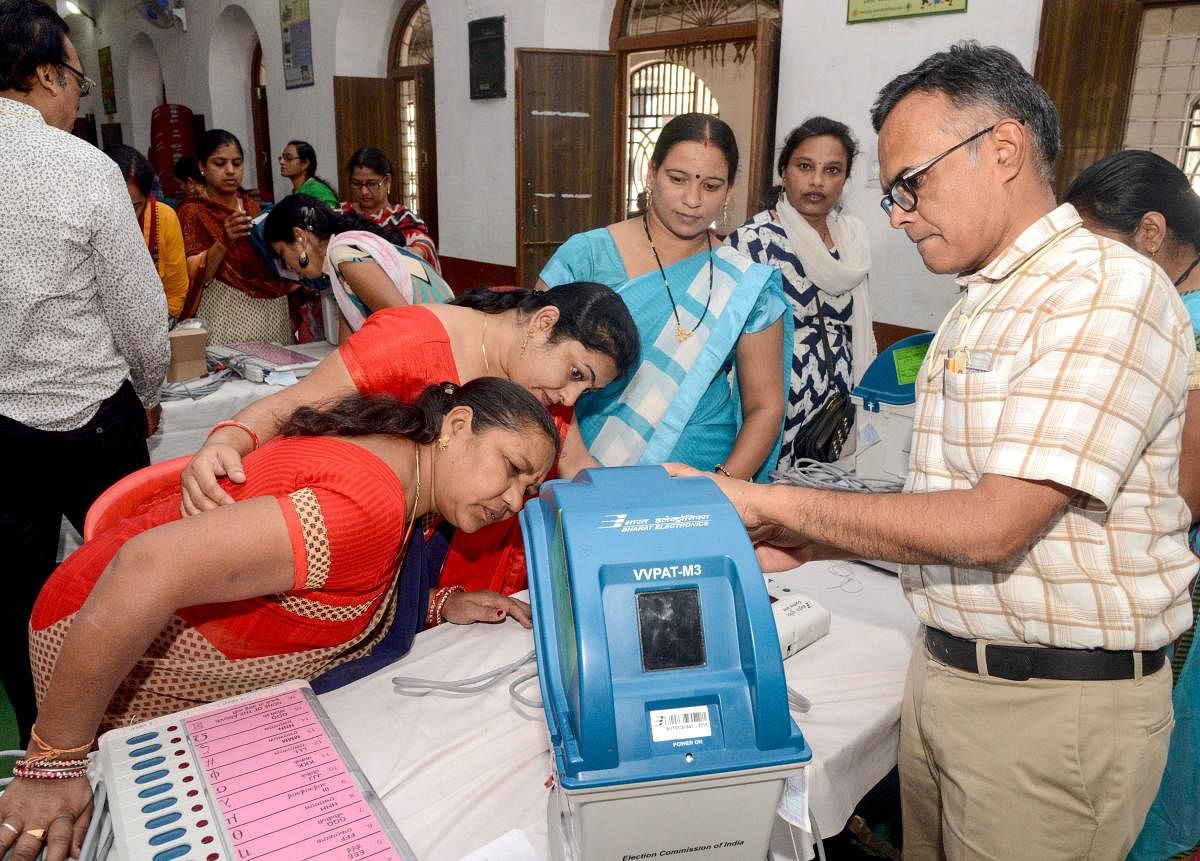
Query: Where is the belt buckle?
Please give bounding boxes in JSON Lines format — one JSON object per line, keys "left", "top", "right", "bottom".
{"left": 987, "top": 646, "right": 1033, "bottom": 681}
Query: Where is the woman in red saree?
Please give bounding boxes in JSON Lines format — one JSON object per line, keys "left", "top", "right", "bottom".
{"left": 177, "top": 129, "right": 296, "bottom": 344}
{"left": 180, "top": 284, "right": 639, "bottom": 594}
{"left": 0, "top": 379, "right": 556, "bottom": 859}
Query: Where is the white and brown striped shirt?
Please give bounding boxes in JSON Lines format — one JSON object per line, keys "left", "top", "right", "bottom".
{"left": 902, "top": 203, "right": 1196, "bottom": 652}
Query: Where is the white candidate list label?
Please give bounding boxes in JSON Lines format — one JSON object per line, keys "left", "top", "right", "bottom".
{"left": 649, "top": 706, "right": 712, "bottom": 742}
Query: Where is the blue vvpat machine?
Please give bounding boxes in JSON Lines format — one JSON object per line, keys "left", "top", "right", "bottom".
{"left": 521, "top": 466, "right": 811, "bottom": 861}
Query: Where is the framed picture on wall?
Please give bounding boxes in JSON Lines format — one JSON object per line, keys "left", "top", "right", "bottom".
{"left": 847, "top": 0, "right": 966, "bottom": 24}
{"left": 98, "top": 46, "right": 116, "bottom": 115}
{"left": 279, "top": 0, "right": 315, "bottom": 89}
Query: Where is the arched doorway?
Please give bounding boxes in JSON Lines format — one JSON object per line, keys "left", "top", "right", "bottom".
{"left": 126, "top": 32, "right": 164, "bottom": 153}
{"left": 611, "top": 0, "right": 781, "bottom": 227}
{"left": 210, "top": 5, "right": 263, "bottom": 196}
{"left": 388, "top": 0, "right": 438, "bottom": 238}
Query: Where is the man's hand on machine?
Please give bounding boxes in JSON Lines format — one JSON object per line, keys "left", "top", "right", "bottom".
{"left": 180, "top": 442, "right": 247, "bottom": 515}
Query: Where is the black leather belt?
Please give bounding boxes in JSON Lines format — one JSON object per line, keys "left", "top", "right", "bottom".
{"left": 925, "top": 627, "right": 1166, "bottom": 681}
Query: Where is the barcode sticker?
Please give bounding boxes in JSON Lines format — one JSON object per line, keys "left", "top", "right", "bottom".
{"left": 649, "top": 706, "right": 712, "bottom": 742}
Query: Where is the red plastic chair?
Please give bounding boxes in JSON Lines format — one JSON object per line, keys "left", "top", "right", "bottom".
{"left": 82, "top": 455, "right": 191, "bottom": 542}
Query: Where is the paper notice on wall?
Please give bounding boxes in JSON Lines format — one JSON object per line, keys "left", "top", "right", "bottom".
{"left": 280, "top": 0, "right": 314, "bottom": 89}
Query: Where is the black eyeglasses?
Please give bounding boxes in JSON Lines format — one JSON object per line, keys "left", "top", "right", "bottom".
{"left": 880, "top": 121, "right": 1022, "bottom": 216}
{"left": 59, "top": 61, "right": 96, "bottom": 97}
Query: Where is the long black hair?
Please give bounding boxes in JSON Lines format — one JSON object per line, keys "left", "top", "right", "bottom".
{"left": 451, "top": 284, "right": 640, "bottom": 379}
{"left": 1066, "top": 150, "right": 1200, "bottom": 254}
{"left": 763, "top": 116, "right": 859, "bottom": 211}
{"left": 262, "top": 193, "right": 389, "bottom": 245}
{"left": 287, "top": 139, "right": 337, "bottom": 197}
{"left": 651, "top": 113, "right": 739, "bottom": 182}
{"left": 105, "top": 144, "right": 156, "bottom": 198}
{"left": 279, "top": 378, "right": 560, "bottom": 462}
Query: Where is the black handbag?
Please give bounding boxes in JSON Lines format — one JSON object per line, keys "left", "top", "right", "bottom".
{"left": 790, "top": 305, "right": 855, "bottom": 463}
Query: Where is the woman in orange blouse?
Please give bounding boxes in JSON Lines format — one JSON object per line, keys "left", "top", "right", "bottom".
{"left": 0, "top": 378, "right": 556, "bottom": 858}
{"left": 105, "top": 145, "right": 189, "bottom": 320}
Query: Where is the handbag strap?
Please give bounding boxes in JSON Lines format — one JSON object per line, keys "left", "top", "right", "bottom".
{"left": 812, "top": 300, "right": 840, "bottom": 390}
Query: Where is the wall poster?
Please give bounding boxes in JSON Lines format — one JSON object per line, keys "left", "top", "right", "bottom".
{"left": 98, "top": 45, "right": 116, "bottom": 115}
{"left": 279, "top": 0, "right": 314, "bottom": 89}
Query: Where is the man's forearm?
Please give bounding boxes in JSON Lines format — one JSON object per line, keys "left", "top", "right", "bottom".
{"left": 749, "top": 474, "right": 1069, "bottom": 568}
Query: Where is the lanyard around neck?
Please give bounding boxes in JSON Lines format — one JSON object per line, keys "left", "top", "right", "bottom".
{"left": 925, "top": 223, "right": 1082, "bottom": 382}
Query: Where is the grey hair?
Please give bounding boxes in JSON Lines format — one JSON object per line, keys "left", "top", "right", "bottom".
{"left": 870, "top": 41, "right": 1060, "bottom": 181}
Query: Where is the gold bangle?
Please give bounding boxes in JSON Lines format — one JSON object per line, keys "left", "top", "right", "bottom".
{"left": 714, "top": 464, "right": 733, "bottom": 478}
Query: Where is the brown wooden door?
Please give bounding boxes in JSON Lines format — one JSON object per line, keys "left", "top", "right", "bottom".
{"left": 414, "top": 63, "right": 439, "bottom": 242}
{"left": 516, "top": 49, "right": 619, "bottom": 288}
{"left": 332, "top": 75, "right": 402, "bottom": 206}
{"left": 1034, "top": 0, "right": 1142, "bottom": 200}
{"left": 746, "top": 18, "right": 781, "bottom": 216}
{"left": 250, "top": 41, "right": 273, "bottom": 202}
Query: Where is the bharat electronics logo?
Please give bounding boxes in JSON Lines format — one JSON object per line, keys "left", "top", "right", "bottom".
{"left": 597, "top": 512, "right": 711, "bottom": 533}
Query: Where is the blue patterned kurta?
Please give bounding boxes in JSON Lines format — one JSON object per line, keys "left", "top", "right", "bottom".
{"left": 729, "top": 209, "right": 853, "bottom": 469}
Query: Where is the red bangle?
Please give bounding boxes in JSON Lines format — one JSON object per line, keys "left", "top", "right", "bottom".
{"left": 210, "top": 420, "right": 259, "bottom": 450}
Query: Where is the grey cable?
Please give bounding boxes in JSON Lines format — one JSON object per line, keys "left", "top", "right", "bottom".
{"left": 391, "top": 649, "right": 536, "bottom": 697}
{"left": 770, "top": 460, "right": 903, "bottom": 494}
{"left": 507, "top": 669, "right": 543, "bottom": 709}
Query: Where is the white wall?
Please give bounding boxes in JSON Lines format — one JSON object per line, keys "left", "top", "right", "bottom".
{"left": 126, "top": 32, "right": 163, "bottom": 153}
{"left": 776, "top": 2, "right": 1044, "bottom": 329}
{"left": 72, "top": 0, "right": 1046, "bottom": 305}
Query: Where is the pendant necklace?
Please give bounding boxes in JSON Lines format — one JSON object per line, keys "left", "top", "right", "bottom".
{"left": 642, "top": 210, "right": 714, "bottom": 342}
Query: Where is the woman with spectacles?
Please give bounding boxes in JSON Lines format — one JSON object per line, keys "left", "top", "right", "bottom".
{"left": 278, "top": 139, "right": 338, "bottom": 207}
{"left": 728, "top": 117, "right": 875, "bottom": 469}
{"left": 338, "top": 146, "right": 440, "bottom": 272}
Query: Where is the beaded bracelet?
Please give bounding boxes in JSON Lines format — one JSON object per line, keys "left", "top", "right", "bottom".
{"left": 209, "top": 419, "right": 260, "bottom": 450}
{"left": 14, "top": 758, "right": 88, "bottom": 770}
{"left": 12, "top": 766, "right": 88, "bottom": 780}
{"left": 434, "top": 585, "right": 465, "bottom": 626}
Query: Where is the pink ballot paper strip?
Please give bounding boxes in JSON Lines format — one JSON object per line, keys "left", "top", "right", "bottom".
{"left": 94, "top": 680, "right": 415, "bottom": 861}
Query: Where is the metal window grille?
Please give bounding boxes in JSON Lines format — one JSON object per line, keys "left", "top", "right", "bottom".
{"left": 623, "top": 0, "right": 780, "bottom": 37}
{"left": 625, "top": 61, "right": 719, "bottom": 215}
{"left": 398, "top": 79, "right": 419, "bottom": 213}
{"left": 1125, "top": 6, "right": 1200, "bottom": 192}
{"left": 395, "top": 3, "right": 432, "bottom": 214}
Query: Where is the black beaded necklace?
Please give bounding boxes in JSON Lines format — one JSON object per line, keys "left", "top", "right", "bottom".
{"left": 642, "top": 210, "right": 714, "bottom": 342}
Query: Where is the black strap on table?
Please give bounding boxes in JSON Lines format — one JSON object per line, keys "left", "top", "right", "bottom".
{"left": 925, "top": 627, "right": 1166, "bottom": 682}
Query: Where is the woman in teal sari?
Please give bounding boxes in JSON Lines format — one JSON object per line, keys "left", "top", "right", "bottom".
{"left": 539, "top": 113, "right": 788, "bottom": 481}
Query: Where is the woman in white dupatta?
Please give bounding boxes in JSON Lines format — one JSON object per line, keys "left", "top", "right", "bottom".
{"left": 729, "top": 117, "right": 876, "bottom": 470}
{"left": 263, "top": 193, "right": 453, "bottom": 341}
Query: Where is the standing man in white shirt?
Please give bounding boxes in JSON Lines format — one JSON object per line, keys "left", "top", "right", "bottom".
{"left": 0, "top": 0, "right": 169, "bottom": 741}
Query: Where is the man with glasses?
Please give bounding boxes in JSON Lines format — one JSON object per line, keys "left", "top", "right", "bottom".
{"left": 0, "top": 0, "right": 168, "bottom": 745}
{"left": 671, "top": 41, "right": 1194, "bottom": 859}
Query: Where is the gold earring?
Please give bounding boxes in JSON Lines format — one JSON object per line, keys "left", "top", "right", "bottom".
{"left": 520, "top": 332, "right": 530, "bottom": 358}
{"left": 1150, "top": 246, "right": 1160, "bottom": 258}
{"left": 437, "top": 435, "right": 448, "bottom": 452}
{"left": 722, "top": 199, "right": 729, "bottom": 226}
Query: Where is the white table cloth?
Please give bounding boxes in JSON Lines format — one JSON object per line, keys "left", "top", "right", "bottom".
{"left": 319, "top": 561, "right": 918, "bottom": 861}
